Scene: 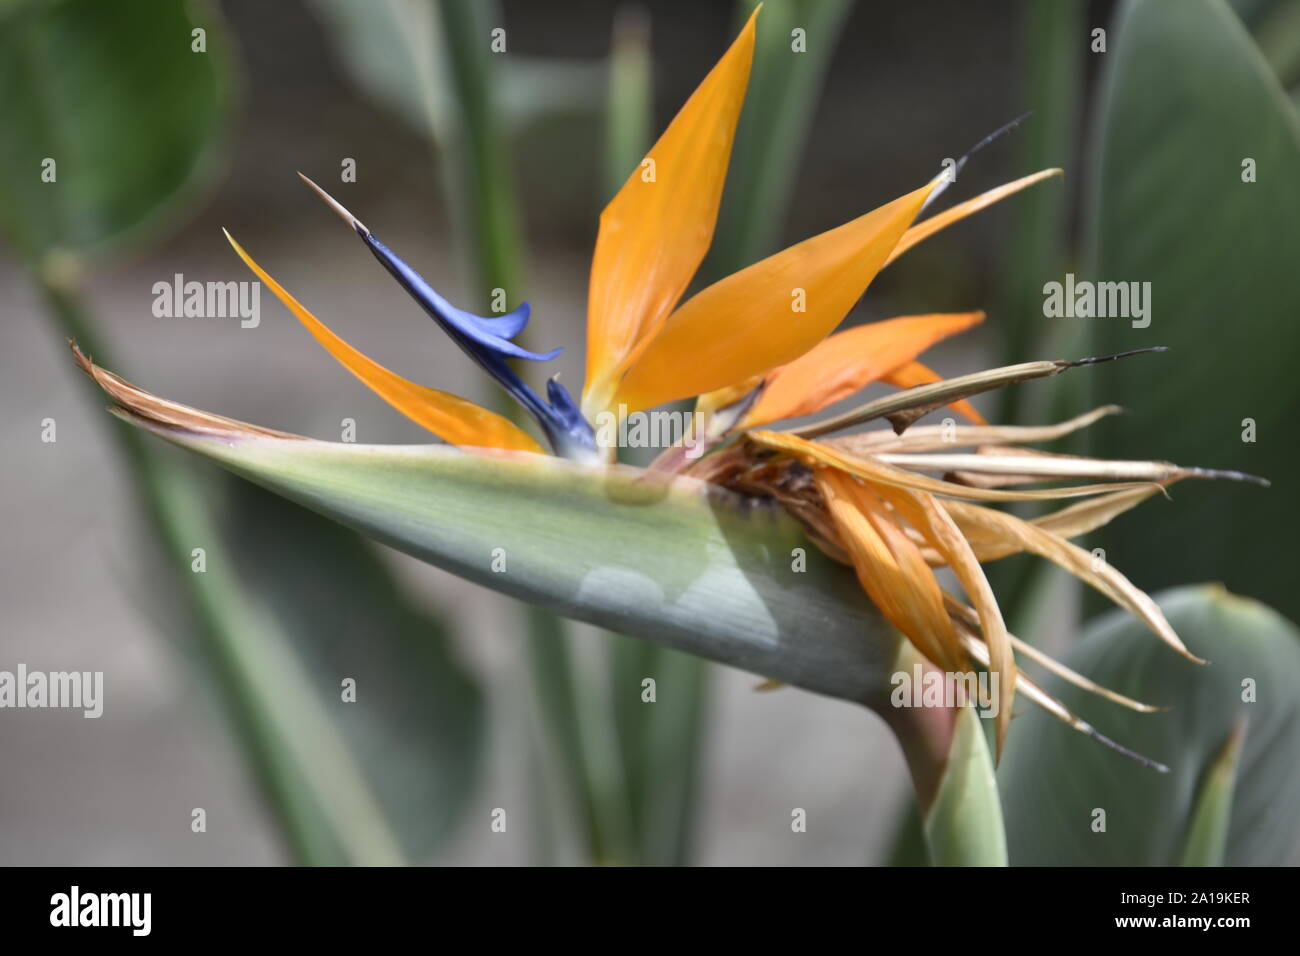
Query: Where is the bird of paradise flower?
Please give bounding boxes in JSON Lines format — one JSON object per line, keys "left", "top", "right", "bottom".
{"left": 75, "top": 7, "right": 1263, "bottom": 773}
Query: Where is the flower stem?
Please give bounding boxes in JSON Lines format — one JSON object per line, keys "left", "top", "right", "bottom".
{"left": 879, "top": 643, "right": 1008, "bottom": 866}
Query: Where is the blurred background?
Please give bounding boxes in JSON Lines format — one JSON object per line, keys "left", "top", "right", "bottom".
{"left": 2, "top": 0, "right": 1297, "bottom": 865}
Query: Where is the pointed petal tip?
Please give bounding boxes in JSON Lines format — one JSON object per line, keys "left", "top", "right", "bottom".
{"left": 962, "top": 112, "right": 1035, "bottom": 166}
{"left": 1067, "top": 346, "right": 1168, "bottom": 367}
{"left": 1086, "top": 724, "right": 1171, "bottom": 773}
{"left": 1186, "top": 466, "right": 1270, "bottom": 488}
{"left": 584, "top": 3, "right": 759, "bottom": 404}
{"left": 921, "top": 113, "right": 1037, "bottom": 212}
{"left": 890, "top": 167, "right": 1067, "bottom": 265}
{"left": 71, "top": 341, "right": 306, "bottom": 441}
{"left": 298, "top": 171, "right": 369, "bottom": 235}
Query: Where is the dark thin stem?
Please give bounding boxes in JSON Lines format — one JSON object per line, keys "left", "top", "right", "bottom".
{"left": 1085, "top": 725, "right": 1171, "bottom": 774}
{"left": 922, "top": 111, "right": 1035, "bottom": 213}
{"left": 1066, "top": 345, "right": 1169, "bottom": 366}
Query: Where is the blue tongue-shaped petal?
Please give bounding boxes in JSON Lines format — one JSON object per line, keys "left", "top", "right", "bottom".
{"left": 475, "top": 301, "right": 533, "bottom": 340}
{"left": 296, "top": 173, "right": 596, "bottom": 458}
{"left": 365, "top": 233, "right": 560, "bottom": 362}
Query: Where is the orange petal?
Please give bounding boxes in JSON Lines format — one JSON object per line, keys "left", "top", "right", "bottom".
{"left": 612, "top": 182, "right": 936, "bottom": 414}
{"left": 225, "top": 231, "right": 544, "bottom": 454}
{"left": 881, "top": 360, "right": 987, "bottom": 425}
{"left": 815, "top": 470, "right": 965, "bottom": 673}
{"left": 885, "top": 168, "right": 1063, "bottom": 267}
{"left": 582, "top": 8, "right": 759, "bottom": 417}
{"left": 873, "top": 485, "right": 1014, "bottom": 761}
{"left": 740, "top": 312, "right": 985, "bottom": 427}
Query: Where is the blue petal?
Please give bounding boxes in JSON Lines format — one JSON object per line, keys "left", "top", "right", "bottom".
{"left": 364, "top": 233, "right": 561, "bottom": 362}
{"left": 544, "top": 377, "right": 598, "bottom": 458}
{"left": 357, "top": 226, "right": 595, "bottom": 457}
{"left": 475, "top": 301, "right": 532, "bottom": 340}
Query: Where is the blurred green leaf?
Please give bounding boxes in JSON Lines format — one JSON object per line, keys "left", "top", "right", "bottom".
{"left": 1000, "top": 585, "right": 1300, "bottom": 865}
{"left": 1085, "top": 0, "right": 1300, "bottom": 621}
{"left": 1178, "top": 720, "right": 1245, "bottom": 866}
{"left": 430, "top": 0, "right": 523, "bottom": 302}
{"left": 306, "top": 0, "right": 602, "bottom": 146}
{"left": 218, "top": 479, "right": 486, "bottom": 862}
{"left": 57, "top": 298, "right": 469, "bottom": 867}
{"left": 922, "top": 705, "right": 1007, "bottom": 866}
{"left": 144, "top": 462, "right": 406, "bottom": 866}
{"left": 7, "top": 0, "right": 484, "bottom": 864}
{"left": 0, "top": 0, "right": 230, "bottom": 259}
{"left": 305, "top": 0, "right": 439, "bottom": 138}
{"left": 1254, "top": 0, "right": 1300, "bottom": 87}
{"left": 1229, "top": 0, "right": 1283, "bottom": 25}
{"left": 996, "top": 0, "right": 1081, "bottom": 417}
{"left": 1231, "top": 0, "right": 1300, "bottom": 87}
{"left": 881, "top": 801, "right": 929, "bottom": 866}
{"left": 602, "top": 6, "right": 651, "bottom": 201}
{"left": 987, "top": 0, "right": 1084, "bottom": 643}
{"left": 709, "top": 0, "right": 852, "bottom": 276}
{"left": 611, "top": 643, "right": 707, "bottom": 865}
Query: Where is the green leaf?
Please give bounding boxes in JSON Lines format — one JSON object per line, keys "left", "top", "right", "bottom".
{"left": 133, "top": 455, "right": 407, "bottom": 866}
{"left": 306, "top": 0, "right": 602, "bottom": 146}
{"left": 603, "top": 6, "right": 652, "bottom": 201}
{"left": 1084, "top": 0, "right": 1300, "bottom": 621}
{"left": 995, "top": 0, "right": 1082, "bottom": 420}
{"left": 610, "top": 642, "right": 708, "bottom": 865}
{"left": 304, "top": 0, "right": 439, "bottom": 139}
{"left": 922, "top": 706, "right": 1007, "bottom": 867}
{"left": 881, "top": 645, "right": 1006, "bottom": 867}
{"left": 708, "top": 0, "right": 853, "bottom": 276}
{"left": 0, "top": 0, "right": 231, "bottom": 259}
{"left": 218, "top": 479, "right": 486, "bottom": 862}
{"left": 1178, "top": 720, "right": 1246, "bottom": 866}
{"left": 1000, "top": 585, "right": 1300, "bottom": 865}
{"left": 881, "top": 801, "right": 930, "bottom": 866}
{"left": 112, "top": 416, "right": 906, "bottom": 706}
{"left": 58, "top": 303, "right": 479, "bottom": 865}
{"left": 1254, "top": 0, "right": 1300, "bottom": 86}
{"left": 8, "top": 0, "right": 487, "bottom": 865}
{"left": 1232, "top": 0, "right": 1300, "bottom": 86}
